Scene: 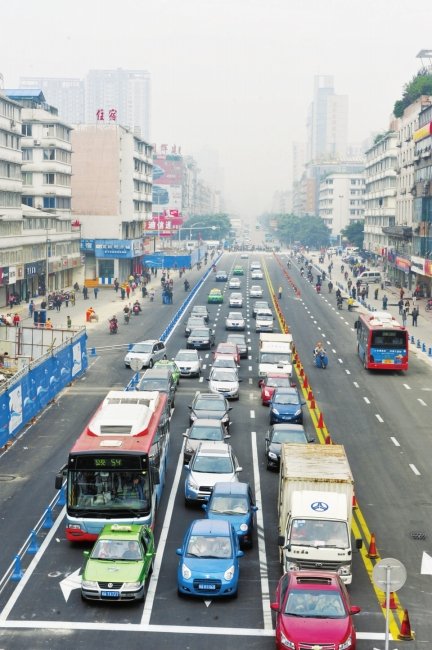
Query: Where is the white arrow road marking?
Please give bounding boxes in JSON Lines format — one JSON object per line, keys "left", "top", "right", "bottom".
{"left": 204, "top": 600, "right": 212, "bottom": 608}
{"left": 60, "top": 568, "right": 82, "bottom": 602}
{"left": 421, "top": 551, "right": 432, "bottom": 574}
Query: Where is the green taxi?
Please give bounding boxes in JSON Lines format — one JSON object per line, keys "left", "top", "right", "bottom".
{"left": 81, "top": 523, "right": 155, "bottom": 602}
{"left": 154, "top": 359, "right": 180, "bottom": 385}
{"left": 208, "top": 288, "right": 224, "bottom": 304}
{"left": 233, "top": 266, "right": 245, "bottom": 276}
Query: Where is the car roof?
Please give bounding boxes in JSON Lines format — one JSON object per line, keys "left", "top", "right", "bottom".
{"left": 176, "top": 348, "right": 199, "bottom": 355}
{"left": 194, "top": 392, "right": 227, "bottom": 403}
{"left": 274, "top": 387, "right": 298, "bottom": 395}
{"left": 134, "top": 339, "right": 160, "bottom": 346}
{"left": 197, "top": 441, "right": 232, "bottom": 455}
{"left": 271, "top": 423, "right": 305, "bottom": 432}
{"left": 211, "top": 481, "right": 249, "bottom": 496}
{"left": 288, "top": 571, "right": 342, "bottom": 589}
{"left": 99, "top": 523, "right": 146, "bottom": 541}
{"left": 213, "top": 353, "right": 237, "bottom": 361}
{"left": 142, "top": 367, "right": 172, "bottom": 378}
{"left": 190, "top": 519, "right": 231, "bottom": 535}
{"left": 190, "top": 418, "right": 223, "bottom": 427}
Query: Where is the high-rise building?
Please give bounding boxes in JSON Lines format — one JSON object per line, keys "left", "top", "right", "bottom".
{"left": 319, "top": 172, "right": 365, "bottom": 239}
{"left": 306, "top": 75, "right": 348, "bottom": 162}
{"left": 19, "top": 77, "right": 85, "bottom": 124}
{"left": 85, "top": 69, "right": 151, "bottom": 140}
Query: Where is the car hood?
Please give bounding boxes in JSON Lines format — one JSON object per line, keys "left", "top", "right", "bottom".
{"left": 206, "top": 511, "right": 249, "bottom": 532}
{"left": 271, "top": 403, "right": 299, "bottom": 415}
{"left": 280, "top": 614, "right": 353, "bottom": 644}
{"left": 194, "top": 409, "right": 228, "bottom": 420}
{"left": 84, "top": 559, "right": 143, "bottom": 582}
{"left": 177, "top": 360, "right": 199, "bottom": 368}
{"left": 181, "top": 556, "right": 234, "bottom": 575}
{"left": 126, "top": 351, "right": 150, "bottom": 361}
{"left": 210, "top": 379, "right": 238, "bottom": 390}
{"left": 189, "top": 470, "right": 238, "bottom": 486}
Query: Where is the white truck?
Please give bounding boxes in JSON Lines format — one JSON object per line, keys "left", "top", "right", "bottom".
{"left": 258, "top": 333, "right": 293, "bottom": 379}
{"left": 277, "top": 443, "right": 361, "bottom": 585}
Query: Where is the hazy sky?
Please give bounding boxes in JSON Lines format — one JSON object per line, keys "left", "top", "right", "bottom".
{"left": 2, "top": 0, "right": 432, "bottom": 219}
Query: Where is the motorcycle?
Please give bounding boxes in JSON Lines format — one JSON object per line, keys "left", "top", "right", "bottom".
{"left": 426, "top": 299, "right": 432, "bottom": 311}
{"left": 124, "top": 311, "right": 130, "bottom": 324}
{"left": 314, "top": 350, "right": 328, "bottom": 369}
{"left": 337, "top": 299, "right": 343, "bottom": 310}
{"left": 184, "top": 281, "right": 190, "bottom": 292}
{"left": 149, "top": 291, "right": 155, "bottom": 302}
{"left": 316, "top": 284, "right": 321, "bottom": 294}
{"left": 132, "top": 303, "right": 141, "bottom": 315}
{"left": 109, "top": 319, "right": 118, "bottom": 334}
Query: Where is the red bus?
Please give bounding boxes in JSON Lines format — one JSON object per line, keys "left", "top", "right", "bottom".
{"left": 55, "top": 390, "right": 170, "bottom": 541}
{"left": 354, "top": 312, "right": 408, "bottom": 371}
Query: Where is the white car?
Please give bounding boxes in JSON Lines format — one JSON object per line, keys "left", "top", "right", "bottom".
{"left": 251, "top": 270, "right": 263, "bottom": 280}
{"left": 250, "top": 262, "right": 261, "bottom": 271}
{"left": 124, "top": 339, "right": 166, "bottom": 369}
{"left": 229, "top": 292, "right": 243, "bottom": 307}
{"left": 229, "top": 278, "right": 241, "bottom": 289}
{"left": 240, "top": 253, "right": 249, "bottom": 259}
{"left": 184, "top": 442, "right": 242, "bottom": 504}
{"left": 255, "top": 309, "right": 274, "bottom": 333}
{"left": 212, "top": 354, "right": 239, "bottom": 373}
{"left": 174, "top": 349, "right": 202, "bottom": 377}
{"left": 250, "top": 285, "right": 263, "bottom": 298}
{"left": 208, "top": 367, "right": 241, "bottom": 400}
{"left": 225, "top": 311, "right": 245, "bottom": 331}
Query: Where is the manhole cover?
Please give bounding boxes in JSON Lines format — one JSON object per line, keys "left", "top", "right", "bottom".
{"left": 410, "top": 531, "right": 427, "bottom": 540}
{"left": 0, "top": 475, "right": 17, "bottom": 482}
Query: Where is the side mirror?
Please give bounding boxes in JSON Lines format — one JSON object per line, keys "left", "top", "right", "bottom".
{"left": 238, "top": 378, "right": 243, "bottom": 382}
{"left": 202, "top": 504, "right": 208, "bottom": 512}
{"left": 236, "top": 466, "right": 243, "bottom": 473}
{"left": 224, "top": 434, "right": 231, "bottom": 439}
{"left": 206, "top": 377, "right": 210, "bottom": 381}
{"left": 229, "top": 407, "right": 233, "bottom": 411}
{"left": 237, "top": 550, "right": 244, "bottom": 558}
{"left": 184, "top": 465, "right": 190, "bottom": 472}
{"left": 354, "top": 320, "right": 359, "bottom": 329}
{"left": 350, "top": 606, "right": 361, "bottom": 615}
{"left": 277, "top": 535, "right": 285, "bottom": 547}
{"left": 355, "top": 538, "right": 363, "bottom": 550}
{"left": 151, "top": 467, "right": 160, "bottom": 485}
{"left": 182, "top": 432, "right": 188, "bottom": 438}
{"left": 55, "top": 474, "right": 63, "bottom": 490}
{"left": 258, "top": 379, "right": 264, "bottom": 387}
{"left": 265, "top": 437, "right": 269, "bottom": 442}
{"left": 83, "top": 550, "right": 90, "bottom": 558}
{"left": 176, "top": 548, "right": 182, "bottom": 556}
{"left": 270, "top": 602, "right": 280, "bottom": 613}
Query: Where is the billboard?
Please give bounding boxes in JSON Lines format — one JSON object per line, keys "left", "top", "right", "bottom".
{"left": 153, "top": 154, "right": 183, "bottom": 212}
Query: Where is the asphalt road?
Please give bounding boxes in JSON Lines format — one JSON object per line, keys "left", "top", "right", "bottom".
{"left": 0, "top": 250, "right": 430, "bottom": 648}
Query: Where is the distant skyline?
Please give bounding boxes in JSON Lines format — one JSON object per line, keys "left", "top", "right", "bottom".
{"left": 1, "top": 0, "right": 432, "bottom": 219}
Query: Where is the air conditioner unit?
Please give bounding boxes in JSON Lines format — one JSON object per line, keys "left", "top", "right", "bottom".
{"left": 34, "top": 140, "right": 41, "bottom": 146}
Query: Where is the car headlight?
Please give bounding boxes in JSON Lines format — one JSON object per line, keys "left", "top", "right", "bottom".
{"left": 188, "top": 478, "right": 199, "bottom": 490}
{"left": 224, "top": 565, "right": 235, "bottom": 581}
{"left": 124, "top": 581, "right": 141, "bottom": 589}
{"left": 338, "top": 564, "right": 351, "bottom": 576}
{"left": 294, "top": 409, "right": 302, "bottom": 416}
{"left": 339, "top": 636, "right": 352, "bottom": 650}
{"left": 271, "top": 408, "right": 279, "bottom": 415}
{"left": 287, "top": 561, "right": 300, "bottom": 571}
{"left": 82, "top": 580, "right": 98, "bottom": 589}
{"left": 269, "top": 451, "right": 278, "bottom": 460}
{"left": 239, "top": 523, "right": 248, "bottom": 532}
{"left": 181, "top": 563, "right": 192, "bottom": 579}
{"left": 280, "top": 631, "right": 295, "bottom": 649}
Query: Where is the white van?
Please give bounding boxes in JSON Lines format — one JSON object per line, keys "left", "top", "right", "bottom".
{"left": 357, "top": 271, "right": 382, "bottom": 284}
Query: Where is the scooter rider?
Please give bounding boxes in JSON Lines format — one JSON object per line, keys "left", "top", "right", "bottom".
{"left": 313, "top": 341, "right": 325, "bottom": 358}
{"left": 184, "top": 279, "right": 190, "bottom": 291}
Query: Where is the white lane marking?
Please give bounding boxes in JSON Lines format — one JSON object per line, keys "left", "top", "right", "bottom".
{"left": 332, "top": 349, "right": 336, "bottom": 354}
{"left": 375, "top": 414, "right": 384, "bottom": 423}
{"left": 363, "top": 397, "right": 370, "bottom": 404}
{"left": 249, "top": 393, "right": 254, "bottom": 400}
{"left": 247, "top": 338, "right": 251, "bottom": 342}
{"left": 251, "top": 431, "right": 272, "bottom": 630}
{"left": 205, "top": 353, "right": 209, "bottom": 359}
{"left": 326, "top": 340, "right": 330, "bottom": 344}
{"left": 248, "top": 366, "right": 252, "bottom": 371}
{"left": 248, "top": 355, "right": 252, "bottom": 360}
{"left": 403, "top": 384, "right": 411, "bottom": 390}
{"left": 353, "top": 381, "right": 359, "bottom": 388}
{"left": 417, "top": 398, "right": 427, "bottom": 406}
{"left": 345, "top": 369, "right": 351, "bottom": 375}
{"left": 249, "top": 378, "right": 253, "bottom": 384}
{"left": 0, "top": 507, "right": 66, "bottom": 621}
{"left": 199, "top": 376, "right": 203, "bottom": 383}
{"left": 390, "top": 437, "right": 400, "bottom": 447}
{"left": 250, "top": 410, "right": 255, "bottom": 419}
{"left": 410, "top": 464, "right": 421, "bottom": 476}
{"left": 317, "top": 326, "right": 321, "bottom": 331}
{"left": 338, "top": 358, "right": 343, "bottom": 364}
{"left": 202, "top": 364, "right": 207, "bottom": 370}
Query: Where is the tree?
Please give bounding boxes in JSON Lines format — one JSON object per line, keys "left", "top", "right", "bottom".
{"left": 341, "top": 221, "right": 364, "bottom": 249}
{"left": 271, "top": 214, "right": 331, "bottom": 248}
{"left": 393, "top": 71, "right": 432, "bottom": 117}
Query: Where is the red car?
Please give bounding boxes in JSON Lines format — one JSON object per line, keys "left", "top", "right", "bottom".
{"left": 260, "top": 373, "right": 292, "bottom": 406}
{"left": 271, "top": 571, "right": 360, "bottom": 650}
{"left": 213, "top": 342, "right": 240, "bottom": 365}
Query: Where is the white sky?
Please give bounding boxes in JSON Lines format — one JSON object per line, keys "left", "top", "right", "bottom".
{"left": 2, "top": 0, "right": 432, "bottom": 219}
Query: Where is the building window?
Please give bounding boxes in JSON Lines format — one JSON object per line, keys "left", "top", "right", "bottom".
{"left": 22, "top": 148, "right": 33, "bottom": 161}
{"left": 43, "top": 196, "right": 56, "bottom": 209}
{"left": 22, "top": 196, "right": 34, "bottom": 207}
{"left": 22, "top": 123, "right": 32, "bottom": 136}
{"left": 22, "top": 172, "right": 33, "bottom": 185}
{"left": 43, "top": 173, "right": 55, "bottom": 185}
{"left": 43, "top": 148, "right": 55, "bottom": 160}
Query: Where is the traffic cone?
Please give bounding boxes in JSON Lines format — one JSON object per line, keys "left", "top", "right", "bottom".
{"left": 325, "top": 434, "right": 332, "bottom": 444}
{"left": 310, "top": 398, "right": 316, "bottom": 409}
{"left": 307, "top": 390, "right": 313, "bottom": 401}
{"left": 367, "top": 533, "right": 378, "bottom": 559}
{"left": 398, "top": 609, "right": 414, "bottom": 640}
{"left": 303, "top": 376, "right": 309, "bottom": 389}
{"left": 381, "top": 591, "right": 397, "bottom": 610}
{"left": 352, "top": 494, "right": 358, "bottom": 509}
{"left": 299, "top": 368, "right": 304, "bottom": 377}
{"left": 317, "top": 412, "right": 324, "bottom": 428}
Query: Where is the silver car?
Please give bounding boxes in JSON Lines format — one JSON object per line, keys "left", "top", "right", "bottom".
{"left": 184, "top": 442, "right": 242, "bottom": 504}
{"left": 208, "top": 367, "right": 241, "bottom": 400}
{"left": 250, "top": 285, "right": 263, "bottom": 298}
{"left": 174, "top": 349, "right": 202, "bottom": 377}
{"left": 124, "top": 339, "right": 166, "bottom": 369}
{"left": 225, "top": 311, "right": 245, "bottom": 331}
{"left": 182, "top": 419, "right": 230, "bottom": 464}
{"left": 229, "top": 278, "right": 241, "bottom": 289}
{"left": 229, "top": 292, "right": 243, "bottom": 307}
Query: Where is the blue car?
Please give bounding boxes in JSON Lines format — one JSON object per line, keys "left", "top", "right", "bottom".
{"left": 269, "top": 387, "right": 305, "bottom": 425}
{"left": 204, "top": 482, "right": 257, "bottom": 549}
{"left": 176, "top": 519, "right": 243, "bottom": 598}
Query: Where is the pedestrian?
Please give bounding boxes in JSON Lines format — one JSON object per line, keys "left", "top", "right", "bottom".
{"left": 67, "top": 315, "right": 72, "bottom": 329}
{"left": 278, "top": 286, "right": 283, "bottom": 299}
{"left": 398, "top": 298, "right": 404, "bottom": 315}
{"left": 94, "top": 287, "right": 99, "bottom": 299}
{"left": 361, "top": 288, "right": 366, "bottom": 301}
{"left": 13, "top": 313, "right": 20, "bottom": 327}
{"left": 28, "top": 299, "right": 35, "bottom": 317}
{"left": 404, "top": 299, "right": 410, "bottom": 314}
{"left": 120, "top": 287, "right": 126, "bottom": 300}
{"left": 83, "top": 286, "right": 88, "bottom": 300}
{"left": 126, "top": 285, "right": 131, "bottom": 299}
{"left": 365, "top": 284, "right": 369, "bottom": 298}
{"left": 64, "top": 292, "right": 69, "bottom": 308}
{"left": 401, "top": 309, "right": 407, "bottom": 327}
{"left": 374, "top": 288, "right": 379, "bottom": 301}
{"left": 382, "top": 294, "right": 388, "bottom": 310}
{"left": 400, "top": 287, "right": 405, "bottom": 300}
{"left": 412, "top": 306, "right": 419, "bottom": 326}
{"left": 114, "top": 278, "right": 119, "bottom": 293}
{"left": 351, "top": 287, "right": 356, "bottom": 299}
{"left": 45, "top": 318, "right": 53, "bottom": 329}
{"left": 412, "top": 294, "right": 417, "bottom": 308}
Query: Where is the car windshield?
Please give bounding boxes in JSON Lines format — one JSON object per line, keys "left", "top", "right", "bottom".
{"left": 139, "top": 379, "right": 167, "bottom": 391}
{"left": 274, "top": 393, "right": 299, "bottom": 405}
{"left": 260, "top": 353, "right": 291, "bottom": 364}
{"left": 257, "top": 314, "right": 273, "bottom": 321}
{"left": 131, "top": 343, "right": 153, "bottom": 353}
{"left": 189, "top": 425, "right": 223, "bottom": 440}
{"left": 176, "top": 352, "right": 198, "bottom": 361}
{"left": 91, "top": 539, "right": 143, "bottom": 561}
{"left": 267, "top": 378, "right": 290, "bottom": 388}
{"left": 255, "top": 302, "right": 269, "bottom": 310}
{"left": 213, "top": 359, "right": 236, "bottom": 368}
{"left": 228, "top": 312, "right": 242, "bottom": 319}
{"left": 211, "top": 370, "right": 237, "bottom": 382}
{"left": 251, "top": 286, "right": 261, "bottom": 291}
{"left": 217, "top": 345, "right": 235, "bottom": 354}
{"left": 190, "top": 329, "right": 209, "bottom": 337}
{"left": 192, "top": 308, "right": 207, "bottom": 315}
{"left": 187, "top": 318, "right": 204, "bottom": 326}
{"left": 209, "top": 495, "right": 248, "bottom": 515}
{"left": 192, "top": 454, "right": 233, "bottom": 473}
{"left": 371, "top": 330, "right": 406, "bottom": 349}
{"left": 289, "top": 519, "right": 349, "bottom": 548}
{"left": 271, "top": 429, "right": 306, "bottom": 443}
{"left": 284, "top": 589, "right": 346, "bottom": 618}
{"left": 230, "top": 294, "right": 242, "bottom": 299}
{"left": 186, "top": 534, "right": 232, "bottom": 559}
{"left": 195, "top": 399, "right": 226, "bottom": 412}
{"left": 227, "top": 336, "right": 245, "bottom": 345}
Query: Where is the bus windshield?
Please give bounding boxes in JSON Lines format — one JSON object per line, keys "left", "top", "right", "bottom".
{"left": 68, "top": 469, "right": 151, "bottom": 513}
{"left": 371, "top": 330, "right": 406, "bottom": 349}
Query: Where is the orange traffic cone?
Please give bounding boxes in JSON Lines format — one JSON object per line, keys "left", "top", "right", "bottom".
{"left": 398, "top": 609, "right": 414, "bottom": 640}
{"left": 299, "top": 368, "right": 304, "bottom": 377}
{"left": 303, "top": 376, "right": 309, "bottom": 389}
{"left": 307, "top": 390, "right": 313, "bottom": 401}
{"left": 325, "top": 434, "right": 332, "bottom": 444}
{"left": 310, "top": 398, "right": 316, "bottom": 409}
{"left": 352, "top": 494, "right": 358, "bottom": 509}
{"left": 381, "top": 591, "right": 397, "bottom": 610}
{"left": 317, "top": 412, "right": 324, "bottom": 428}
{"left": 367, "top": 533, "right": 378, "bottom": 559}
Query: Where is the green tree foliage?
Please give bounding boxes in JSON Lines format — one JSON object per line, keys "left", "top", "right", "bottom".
{"left": 181, "top": 213, "right": 231, "bottom": 240}
{"left": 393, "top": 72, "right": 432, "bottom": 117}
{"left": 271, "top": 214, "right": 331, "bottom": 248}
{"left": 341, "top": 221, "right": 364, "bottom": 249}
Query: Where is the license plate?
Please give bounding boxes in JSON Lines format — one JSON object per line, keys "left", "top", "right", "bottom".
{"left": 383, "top": 359, "right": 393, "bottom": 364}
{"left": 101, "top": 590, "right": 120, "bottom": 598}
{"left": 198, "top": 583, "right": 215, "bottom": 590}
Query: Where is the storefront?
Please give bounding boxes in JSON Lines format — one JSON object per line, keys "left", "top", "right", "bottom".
{"left": 410, "top": 255, "right": 432, "bottom": 298}
{"left": 81, "top": 238, "right": 147, "bottom": 285}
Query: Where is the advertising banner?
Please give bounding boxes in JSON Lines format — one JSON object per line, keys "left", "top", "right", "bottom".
{"left": 152, "top": 154, "right": 183, "bottom": 211}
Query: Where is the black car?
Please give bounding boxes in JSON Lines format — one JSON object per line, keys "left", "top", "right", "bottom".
{"left": 184, "top": 316, "right": 206, "bottom": 337}
{"left": 252, "top": 300, "right": 270, "bottom": 317}
{"left": 137, "top": 366, "right": 177, "bottom": 409}
{"left": 190, "top": 305, "right": 210, "bottom": 324}
{"left": 265, "top": 424, "right": 312, "bottom": 470}
{"left": 187, "top": 327, "right": 215, "bottom": 350}
{"left": 189, "top": 392, "right": 231, "bottom": 430}
{"left": 226, "top": 334, "right": 248, "bottom": 359}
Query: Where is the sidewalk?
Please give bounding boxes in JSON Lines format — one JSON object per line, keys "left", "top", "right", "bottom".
{"left": 309, "top": 251, "right": 432, "bottom": 364}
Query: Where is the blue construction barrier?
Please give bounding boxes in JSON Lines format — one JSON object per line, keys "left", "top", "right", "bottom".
{"left": 27, "top": 530, "right": 39, "bottom": 555}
